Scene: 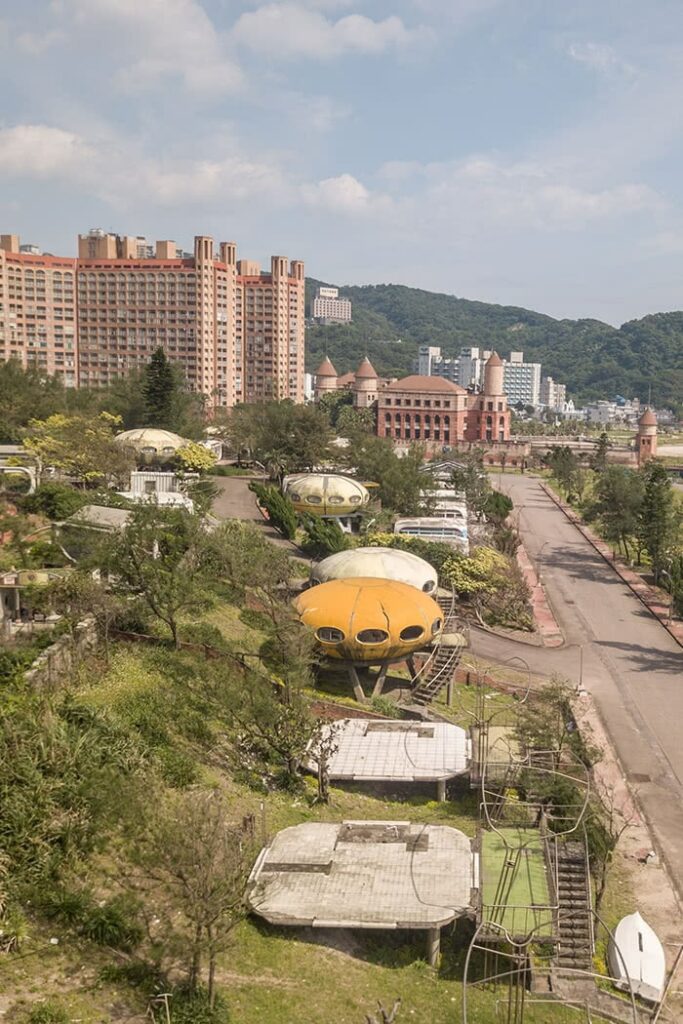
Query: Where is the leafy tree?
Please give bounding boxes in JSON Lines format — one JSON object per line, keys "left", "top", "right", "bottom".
{"left": 22, "top": 412, "right": 133, "bottom": 488}
{"left": 317, "top": 389, "right": 353, "bottom": 427}
{"left": 589, "top": 432, "right": 611, "bottom": 473}
{"left": 299, "top": 513, "right": 350, "bottom": 558}
{"left": 637, "top": 462, "right": 677, "bottom": 582}
{"left": 0, "top": 360, "right": 66, "bottom": 442}
{"left": 249, "top": 482, "right": 298, "bottom": 540}
{"left": 585, "top": 465, "right": 643, "bottom": 559}
{"left": 21, "top": 482, "right": 87, "bottom": 521}
{"left": 441, "top": 547, "right": 531, "bottom": 629}
{"left": 217, "top": 662, "right": 318, "bottom": 789}
{"left": 223, "top": 401, "right": 333, "bottom": 477}
{"left": 483, "top": 490, "right": 513, "bottom": 525}
{"left": 450, "top": 450, "right": 491, "bottom": 520}
{"left": 348, "top": 436, "right": 433, "bottom": 515}
{"left": 132, "top": 789, "right": 255, "bottom": 1007}
{"left": 142, "top": 347, "right": 176, "bottom": 428}
{"left": 176, "top": 441, "right": 217, "bottom": 473}
{"left": 336, "top": 404, "right": 376, "bottom": 437}
{"left": 544, "top": 446, "right": 582, "bottom": 502}
{"left": 103, "top": 505, "right": 212, "bottom": 647}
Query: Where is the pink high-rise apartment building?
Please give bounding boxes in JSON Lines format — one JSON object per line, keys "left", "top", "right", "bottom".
{"left": 0, "top": 231, "right": 305, "bottom": 407}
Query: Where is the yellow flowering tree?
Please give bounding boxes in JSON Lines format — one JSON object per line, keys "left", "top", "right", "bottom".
{"left": 176, "top": 441, "right": 217, "bottom": 474}
{"left": 22, "top": 412, "right": 133, "bottom": 488}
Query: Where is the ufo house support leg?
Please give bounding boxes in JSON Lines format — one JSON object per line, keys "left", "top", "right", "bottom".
{"left": 406, "top": 655, "right": 418, "bottom": 684}
{"left": 371, "top": 663, "right": 389, "bottom": 698}
{"left": 348, "top": 665, "right": 368, "bottom": 703}
{"left": 437, "top": 779, "right": 447, "bottom": 803}
{"left": 426, "top": 927, "right": 441, "bottom": 967}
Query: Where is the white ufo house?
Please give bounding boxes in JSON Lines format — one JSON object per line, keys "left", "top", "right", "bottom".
{"left": 282, "top": 473, "right": 370, "bottom": 517}
{"left": 310, "top": 546, "right": 438, "bottom": 594}
{"left": 114, "top": 428, "right": 187, "bottom": 461}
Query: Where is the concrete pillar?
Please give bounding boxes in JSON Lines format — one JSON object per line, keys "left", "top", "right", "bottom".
{"left": 348, "top": 665, "right": 367, "bottom": 703}
{"left": 426, "top": 927, "right": 441, "bottom": 967}
{"left": 371, "top": 663, "right": 389, "bottom": 698}
{"left": 436, "top": 779, "right": 447, "bottom": 802}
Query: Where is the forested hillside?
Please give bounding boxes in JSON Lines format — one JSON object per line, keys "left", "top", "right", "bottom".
{"left": 305, "top": 280, "right": 683, "bottom": 410}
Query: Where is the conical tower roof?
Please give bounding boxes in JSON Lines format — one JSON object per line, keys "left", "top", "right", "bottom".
{"left": 486, "top": 351, "right": 503, "bottom": 366}
{"left": 355, "top": 356, "right": 378, "bottom": 379}
{"left": 638, "top": 407, "right": 657, "bottom": 426}
{"left": 315, "top": 355, "right": 338, "bottom": 378}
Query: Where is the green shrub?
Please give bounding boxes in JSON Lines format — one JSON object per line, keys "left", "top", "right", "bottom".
{"left": 155, "top": 747, "right": 199, "bottom": 788}
{"left": 299, "top": 513, "right": 350, "bottom": 558}
{"left": 22, "top": 483, "right": 86, "bottom": 521}
{"left": 80, "top": 895, "right": 142, "bottom": 951}
{"left": 28, "top": 540, "right": 68, "bottom": 568}
{"left": 179, "top": 622, "right": 227, "bottom": 651}
{"left": 171, "top": 987, "right": 229, "bottom": 1024}
{"left": 99, "top": 959, "right": 167, "bottom": 990}
{"left": 27, "top": 1002, "right": 70, "bottom": 1024}
{"left": 40, "top": 886, "right": 91, "bottom": 926}
{"left": 365, "top": 531, "right": 454, "bottom": 575}
{"left": 249, "top": 482, "right": 297, "bottom": 540}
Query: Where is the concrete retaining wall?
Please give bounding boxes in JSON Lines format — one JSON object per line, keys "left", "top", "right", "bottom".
{"left": 24, "top": 618, "right": 98, "bottom": 689}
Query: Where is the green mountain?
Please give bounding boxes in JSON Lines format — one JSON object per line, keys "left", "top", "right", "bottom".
{"left": 305, "top": 280, "right": 683, "bottom": 410}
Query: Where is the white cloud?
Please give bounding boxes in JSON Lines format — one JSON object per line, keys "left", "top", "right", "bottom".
{"left": 233, "top": 3, "right": 433, "bottom": 59}
{"left": 15, "top": 29, "right": 66, "bottom": 54}
{"left": 378, "top": 155, "right": 660, "bottom": 230}
{"left": 61, "top": 0, "right": 243, "bottom": 95}
{"left": 0, "top": 125, "right": 96, "bottom": 178}
{"left": 567, "top": 42, "right": 636, "bottom": 78}
{"left": 0, "top": 122, "right": 287, "bottom": 207}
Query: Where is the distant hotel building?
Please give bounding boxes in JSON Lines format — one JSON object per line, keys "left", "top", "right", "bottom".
{"left": 311, "top": 286, "right": 352, "bottom": 324}
{"left": 0, "top": 230, "right": 305, "bottom": 407}
{"left": 503, "top": 351, "right": 541, "bottom": 408}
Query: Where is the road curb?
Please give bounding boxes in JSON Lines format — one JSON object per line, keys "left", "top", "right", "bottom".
{"left": 540, "top": 483, "right": 683, "bottom": 649}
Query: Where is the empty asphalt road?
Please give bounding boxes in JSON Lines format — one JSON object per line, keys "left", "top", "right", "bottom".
{"left": 472, "top": 474, "right": 683, "bottom": 897}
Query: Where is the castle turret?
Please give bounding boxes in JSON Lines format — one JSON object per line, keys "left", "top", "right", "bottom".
{"left": 484, "top": 351, "right": 504, "bottom": 396}
{"left": 314, "top": 356, "right": 338, "bottom": 401}
{"left": 636, "top": 407, "right": 657, "bottom": 466}
{"left": 353, "top": 357, "right": 379, "bottom": 409}
{"left": 475, "top": 351, "right": 510, "bottom": 442}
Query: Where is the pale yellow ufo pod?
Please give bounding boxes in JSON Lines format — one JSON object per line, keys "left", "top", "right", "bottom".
{"left": 283, "top": 473, "right": 369, "bottom": 517}
{"left": 295, "top": 577, "right": 443, "bottom": 662}
{"left": 310, "top": 547, "right": 438, "bottom": 594}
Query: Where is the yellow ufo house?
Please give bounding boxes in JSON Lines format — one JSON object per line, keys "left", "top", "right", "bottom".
{"left": 295, "top": 578, "right": 443, "bottom": 700}
{"left": 282, "top": 473, "right": 370, "bottom": 517}
{"left": 310, "top": 547, "right": 438, "bottom": 594}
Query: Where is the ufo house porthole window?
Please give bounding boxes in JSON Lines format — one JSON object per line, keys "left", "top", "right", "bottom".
{"left": 422, "top": 580, "right": 436, "bottom": 592}
{"left": 290, "top": 493, "right": 301, "bottom": 502}
{"left": 162, "top": 447, "right": 175, "bottom": 455}
{"left": 141, "top": 446, "right": 156, "bottom": 455}
{"left": 431, "top": 618, "right": 443, "bottom": 635}
{"left": 349, "top": 495, "right": 361, "bottom": 504}
{"left": 317, "top": 627, "right": 345, "bottom": 643}
{"left": 400, "top": 625, "right": 424, "bottom": 641}
{"left": 306, "top": 495, "right": 322, "bottom": 504}
{"left": 328, "top": 496, "right": 344, "bottom": 504}
{"left": 356, "top": 628, "right": 389, "bottom": 644}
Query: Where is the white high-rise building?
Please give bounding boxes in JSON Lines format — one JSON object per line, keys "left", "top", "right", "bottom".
{"left": 417, "top": 345, "right": 442, "bottom": 375}
{"left": 457, "top": 347, "right": 491, "bottom": 389}
{"left": 311, "top": 286, "right": 352, "bottom": 323}
{"left": 503, "top": 351, "right": 541, "bottom": 408}
{"left": 540, "top": 376, "right": 567, "bottom": 411}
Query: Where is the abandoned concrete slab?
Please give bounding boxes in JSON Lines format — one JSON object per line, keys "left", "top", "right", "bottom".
{"left": 248, "top": 820, "right": 476, "bottom": 965}
{"left": 309, "top": 718, "right": 470, "bottom": 792}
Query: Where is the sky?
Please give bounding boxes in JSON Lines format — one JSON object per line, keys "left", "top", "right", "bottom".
{"left": 1, "top": 0, "right": 683, "bottom": 325}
